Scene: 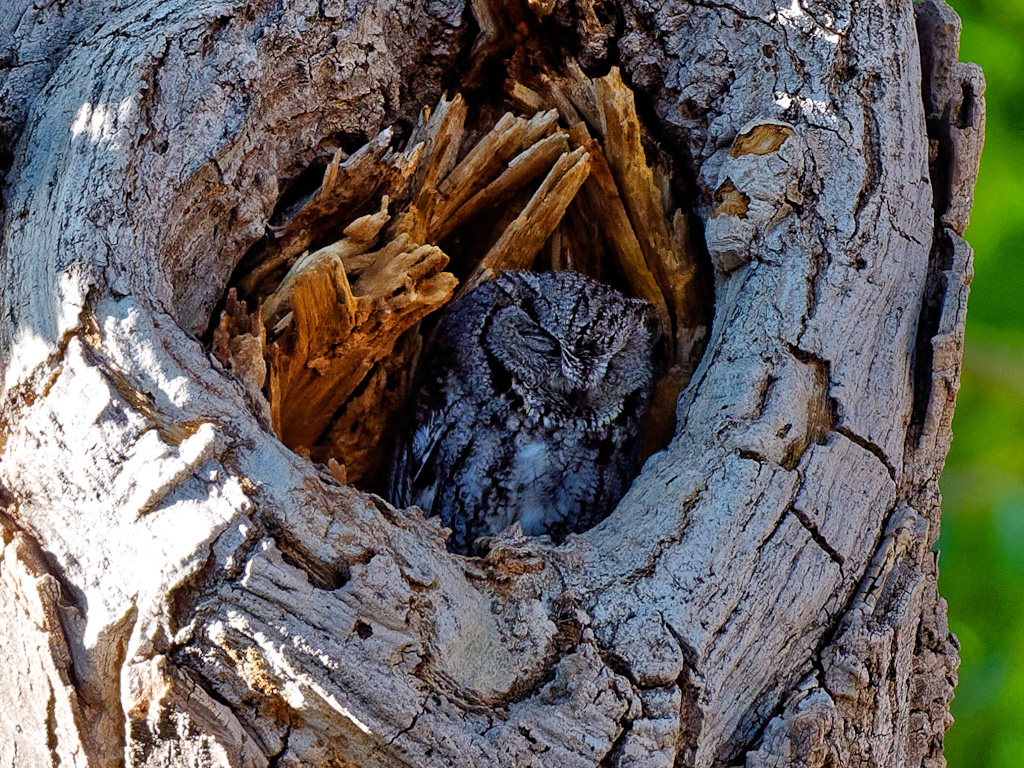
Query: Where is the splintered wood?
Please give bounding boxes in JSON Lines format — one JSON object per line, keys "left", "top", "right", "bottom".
{"left": 267, "top": 230, "right": 454, "bottom": 452}
{"left": 214, "top": 69, "right": 705, "bottom": 484}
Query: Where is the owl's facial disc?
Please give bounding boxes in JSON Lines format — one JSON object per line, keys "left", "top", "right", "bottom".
{"left": 484, "top": 279, "right": 654, "bottom": 428}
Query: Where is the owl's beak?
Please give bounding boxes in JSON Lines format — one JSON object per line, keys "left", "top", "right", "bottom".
{"left": 563, "top": 354, "right": 609, "bottom": 391}
{"left": 561, "top": 354, "right": 586, "bottom": 387}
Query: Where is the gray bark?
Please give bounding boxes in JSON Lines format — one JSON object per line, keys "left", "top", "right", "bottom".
{"left": 0, "top": 0, "right": 982, "bottom": 766}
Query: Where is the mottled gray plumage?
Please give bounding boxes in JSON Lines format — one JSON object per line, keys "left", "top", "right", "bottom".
{"left": 390, "top": 271, "right": 657, "bottom": 554}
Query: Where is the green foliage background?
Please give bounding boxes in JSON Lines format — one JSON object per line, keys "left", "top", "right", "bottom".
{"left": 941, "top": 1, "right": 1024, "bottom": 763}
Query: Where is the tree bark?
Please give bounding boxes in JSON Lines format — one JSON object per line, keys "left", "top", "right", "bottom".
{"left": 0, "top": 0, "right": 982, "bottom": 765}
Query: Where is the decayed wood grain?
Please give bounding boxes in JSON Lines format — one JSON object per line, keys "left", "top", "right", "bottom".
{"left": 267, "top": 233, "right": 456, "bottom": 450}
{"left": 0, "top": 0, "right": 981, "bottom": 766}
{"left": 458, "top": 144, "right": 593, "bottom": 295}
{"left": 593, "top": 69, "right": 701, "bottom": 348}
{"left": 432, "top": 131, "right": 570, "bottom": 241}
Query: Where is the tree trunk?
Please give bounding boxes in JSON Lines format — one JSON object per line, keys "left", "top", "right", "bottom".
{"left": 0, "top": 0, "right": 983, "bottom": 765}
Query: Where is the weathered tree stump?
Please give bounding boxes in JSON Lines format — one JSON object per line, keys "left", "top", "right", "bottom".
{"left": 0, "top": 0, "right": 983, "bottom": 765}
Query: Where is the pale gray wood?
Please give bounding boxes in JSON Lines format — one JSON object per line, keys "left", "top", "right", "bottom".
{"left": 0, "top": 0, "right": 982, "bottom": 766}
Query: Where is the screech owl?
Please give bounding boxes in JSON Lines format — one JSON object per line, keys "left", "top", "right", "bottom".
{"left": 389, "top": 271, "right": 658, "bottom": 554}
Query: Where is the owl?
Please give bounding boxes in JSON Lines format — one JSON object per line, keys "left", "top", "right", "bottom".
{"left": 390, "top": 271, "right": 658, "bottom": 554}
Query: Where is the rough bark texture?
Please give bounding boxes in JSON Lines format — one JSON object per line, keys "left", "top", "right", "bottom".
{"left": 0, "top": 0, "right": 982, "bottom": 766}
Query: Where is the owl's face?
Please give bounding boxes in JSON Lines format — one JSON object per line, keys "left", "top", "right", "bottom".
{"left": 484, "top": 272, "right": 657, "bottom": 427}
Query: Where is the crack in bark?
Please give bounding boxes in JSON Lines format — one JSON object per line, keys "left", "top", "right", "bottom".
{"left": 167, "top": 661, "right": 284, "bottom": 766}
{"left": 44, "top": 683, "right": 59, "bottom": 766}
{"left": 786, "top": 338, "right": 898, "bottom": 485}
{"left": 659, "top": 612, "right": 704, "bottom": 768}
{"left": 907, "top": 220, "right": 954, "bottom": 448}
{"left": 598, "top": 709, "right": 637, "bottom": 768}
{"left": 906, "top": 2, "right": 982, "bottom": 465}
{"left": 783, "top": 343, "right": 838, "bottom": 470}
{"left": 796, "top": 213, "right": 832, "bottom": 335}
{"left": 615, "top": 484, "right": 709, "bottom": 587}
{"left": 686, "top": 0, "right": 777, "bottom": 28}
{"left": 364, "top": 697, "right": 430, "bottom": 767}
{"left": 729, "top": 503, "right": 915, "bottom": 767}
{"left": 788, "top": 502, "right": 845, "bottom": 570}
{"left": 834, "top": 425, "right": 896, "bottom": 482}
{"left": 134, "top": 33, "right": 173, "bottom": 158}
{"left": 165, "top": 544, "right": 228, "bottom": 641}
{"left": 813, "top": 505, "right": 916, "bottom": 665}
{"left": 851, "top": 74, "right": 883, "bottom": 232}
{"left": 724, "top": 677, "right": 794, "bottom": 766}
{"left": 266, "top": 721, "right": 292, "bottom": 768}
